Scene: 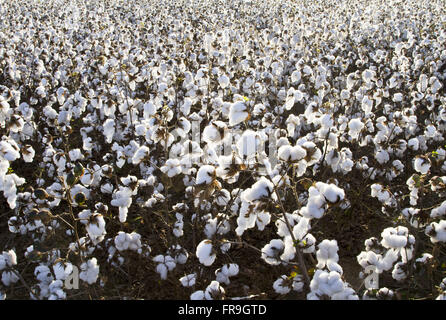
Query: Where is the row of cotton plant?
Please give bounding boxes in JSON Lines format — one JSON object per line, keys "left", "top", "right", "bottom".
{"left": 0, "top": 0, "right": 445, "bottom": 299}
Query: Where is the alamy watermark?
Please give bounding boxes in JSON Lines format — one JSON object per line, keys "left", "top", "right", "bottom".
{"left": 64, "top": 265, "right": 79, "bottom": 290}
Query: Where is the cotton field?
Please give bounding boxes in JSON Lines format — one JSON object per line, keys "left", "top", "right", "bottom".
{"left": 0, "top": 0, "right": 446, "bottom": 300}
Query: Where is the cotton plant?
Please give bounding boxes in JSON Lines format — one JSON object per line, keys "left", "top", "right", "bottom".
{"left": 0, "top": 0, "right": 446, "bottom": 300}
{"left": 0, "top": 250, "right": 19, "bottom": 287}
{"left": 357, "top": 226, "right": 416, "bottom": 286}
{"left": 79, "top": 258, "right": 100, "bottom": 285}
{"left": 307, "top": 240, "right": 358, "bottom": 300}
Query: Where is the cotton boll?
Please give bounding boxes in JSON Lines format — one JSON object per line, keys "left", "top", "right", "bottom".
{"left": 381, "top": 227, "right": 409, "bottom": 249}
{"left": 79, "top": 258, "right": 99, "bottom": 284}
{"left": 68, "top": 149, "right": 83, "bottom": 162}
{"left": 215, "top": 263, "right": 239, "bottom": 284}
{"left": 316, "top": 182, "right": 345, "bottom": 203}
{"left": 229, "top": 101, "right": 249, "bottom": 126}
{"left": 292, "top": 275, "right": 305, "bottom": 292}
{"left": 180, "top": 273, "right": 196, "bottom": 287}
{"left": 190, "top": 290, "right": 205, "bottom": 300}
{"left": 205, "top": 281, "right": 225, "bottom": 300}
{"left": 0, "top": 250, "right": 17, "bottom": 271}
{"left": 132, "top": 146, "right": 150, "bottom": 165}
{"left": 173, "top": 213, "right": 184, "bottom": 238}
{"left": 48, "top": 280, "right": 66, "bottom": 300}
{"left": 348, "top": 118, "right": 364, "bottom": 140}
{"left": 34, "top": 265, "right": 53, "bottom": 284}
{"left": 114, "top": 231, "right": 142, "bottom": 252}
{"left": 407, "top": 138, "right": 419, "bottom": 151}
{"left": 431, "top": 201, "right": 446, "bottom": 218}
{"left": 21, "top": 145, "right": 35, "bottom": 162}
{"left": 53, "top": 261, "right": 73, "bottom": 281}
{"left": 413, "top": 157, "right": 430, "bottom": 174}
{"left": 0, "top": 140, "right": 20, "bottom": 161}
{"left": 1, "top": 270, "right": 19, "bottom": 286}
{"left": 196, "top": 165, "right": 216, "bottom": 185}
{"left": 278, "top": 145, "right": 306, "bottom": 162}
{"left": 261, "top": 239, "right": 285, "bottom": 265}
{"left": 291, "top": 70, "right": 301, "bottom": 83}
{"left": 316, "top": 239, "right": 339, "bottom": 269}
{"left": 308, "top": 269, "right": 358, "bottom": 300}
{"left": 103, "top": 119, "right": 115, "bottom": 143}
{"left": 425, "top": 220, "right": 446, "bottom": 243}
{"left": 203, "top": 121, "right": 227, "bottom": 145}
{"left": 161, "top": 159, "right": 182, "bottom": 177}
{"left": 196, "top": 240, "right": 216, "bottom": 266}
{"left": 153, "top": 255, "right": 176, "bottom": 280}
{"left": 391, "top": 262, "right": 407, "bottom": 281}
{"left": 273, "top": 275, "right": 291, "bottom": 295}
{"left": 143, "top": 102, "right": 156, "bottom": 119}
{"left": 218, "top": 74, "right": 230, "bottom": 89}
{"left": 375, "top": 149, "right": 390, "bottom": 164}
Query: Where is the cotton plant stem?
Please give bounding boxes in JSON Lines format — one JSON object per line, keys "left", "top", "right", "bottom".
{"left": 272, "top": 166, "right": 311, "bottom": 286}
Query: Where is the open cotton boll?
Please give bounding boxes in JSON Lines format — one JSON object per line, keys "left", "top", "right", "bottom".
{"left": 273, "top": 275, "right": 291, "bottom": 295}
{"left": 291, "top": 70, "right": 301, "bottom": 83}
{"left": 79, "top": 258, "right": 99, "bottom": 284}
{"left": 413, "top": 157, "right": 431, "bottom": 174}
{"left": 153, "top": 255, "right": 176, "bottom": 280}
{"left": 196, "top": 240, "right": 216, "bottom": 266}
{"left": 391, "top": 262, "right": 407, "bottom": 281}
{"left": 196, "top": 165, "right": 216, "bottom": 185}
{"left": 180, "top": 273, "right": 196, "bottom": 287}
{"left": 132, "top": 146, "right": 150, "bottom": 165}
{"left": 160, "top": 159, "right": 182, "bottom": 177}
{"left": 205, "top": 280, "right": 225, "bottom": 300}
{"left": 1, "top": 173, "right": 26, "bottom": 209}
{"left": 114, "top": 231, "right": 142, "bottom": 252}
{"left": 203, "top": 121, "right": 227, "bottom": 145}
{"left": 261, "top": 239, "right": 285, "bottom": 265}
{"left": 241, "top": 177, "right": 276, "bottom": 202}
{"left": 370, "top": 184, "right": 391, "bottom": 203}
{"left": 0, "top": 140, "right": 20, "bottom": 161}
{"left": 348, "top": 118, "right": 364, "bottom": 140}
{"left": 375, "top": 149, "right": 390, "bottom": 164}
{"left": 315, "top": 182, "right": 345, "bottom": 203}
{"left": 218, "top": 74, "right": 230, "bottom": 89}
{"left": 103, "top": 118, "right": 115, "bottom": 143}
{"left": 229, "top": 101, "right": 249, "bottom": 126}
{"left": 425, "top": 220, "right": 446, "bottom": 243}
{"left": 48, "top": 280, "right": 66, "bottom": 300}
{"left": 68, "top": 149, "right": 83, "bottom": 162}
{"left": 431, "top": 201, "right": 446, "bottom": 218}
{"left": 407, "top": 138, "right": 419, "bottom": 151}
{"left": 215, "top": 263, "right": 239, "bottom": 284}
{"left": 362, "top": 95, "right": 374, "bottom": 114}
{"left": 381, "top": 226, "right": 409, "bottom": 249}
{"left": 278, "top": 145, "right": 306, "bottom": 162}
{"left": 0, "top": 250, "right": 17, "bottom": 271}
{"left": 21, "top": 145, "right": 35, "bottom": 162}
{"left": 143, "top": 102, "right": 156, "bottom": 119}
{"left": 308, "top": 270, "right": 358, "bottom": 300}
{"left": 300, "top": 186, "right": 326, "bottom": 219}
{"left": 190, "top": 290, "right": 205, "bottom": 300}
{"left": 316, "top": 240, "right": 339, "bottom": 269}
{"left": 2, "top": 270, "right": 19, "bottom": 286}
{"left": 53, "top": 261, "right": 73, "bottom": 281}
{"left": 111, "top": 187, "right": 133, "bottom": 222}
